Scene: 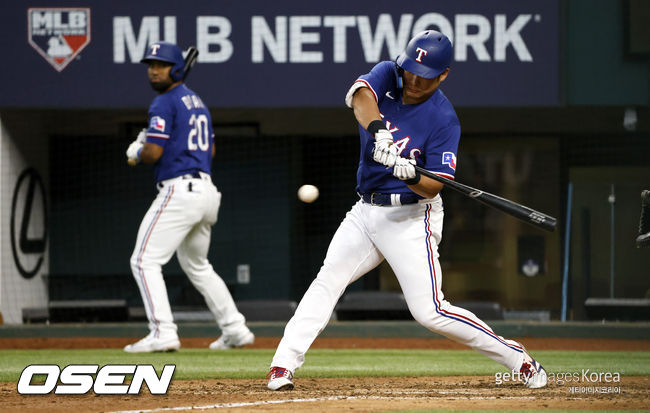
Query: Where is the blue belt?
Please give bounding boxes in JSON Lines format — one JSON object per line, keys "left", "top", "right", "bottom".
{"left": 359, "top": 192, "right": 420, "bottom": 206}
{"left": 183, "top": 172, "right": 202, "bottom": 179}
{"left": 157, "top": 171, "right": 203, "bottom": 189}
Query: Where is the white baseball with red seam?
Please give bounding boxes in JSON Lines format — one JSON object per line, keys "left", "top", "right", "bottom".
{"left": 298, "top": 185, "right": 319, "bottom": 203}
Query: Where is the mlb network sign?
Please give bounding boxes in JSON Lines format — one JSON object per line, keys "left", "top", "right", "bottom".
{"left": 7, "top": 1, "right": 559, "bottom": 107}
{"left": 114, "top": 13, "right": 538, "bottom": 65}
{"left": 28, "top": 8, "right": 91, "bottom": 71}
{"left": 17, "top": 364, "right": 175, "bottom": 395}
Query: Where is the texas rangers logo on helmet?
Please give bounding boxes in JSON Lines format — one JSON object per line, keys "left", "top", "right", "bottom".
{"left": 442, "top": 152, "right": 456, "bottom": 171}
{"left": 415, "top": 47, "right": 428, "bottom": 63}
{"left": 27, "top": 8, "right": 91, "bottom": 72}
{"left": 149, "top": 44, "right": 162, "bottom": 56}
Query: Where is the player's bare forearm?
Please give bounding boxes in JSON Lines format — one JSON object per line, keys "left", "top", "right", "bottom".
{"left": 140, "top": 142, "right": 164, "bottom": 164}
{"left": 408, "top": 175, "right": 443, "bottom": 199}
{"left": 352, "top": 88, "right": 382, "bottom": 129}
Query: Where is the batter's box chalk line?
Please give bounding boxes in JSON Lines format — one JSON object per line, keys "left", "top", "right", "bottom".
{"left": 109, "top": 394, "right": 537, "bottom": 412}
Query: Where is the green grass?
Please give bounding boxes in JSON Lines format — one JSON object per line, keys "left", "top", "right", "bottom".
{"left": 1, "top": 349, "right": 648, "bottom": 382}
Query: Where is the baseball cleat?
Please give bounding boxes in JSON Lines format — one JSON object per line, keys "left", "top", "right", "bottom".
{"left": 518, "top": 347, "right": 548, "bottom": 389}
{"left": 267, "top": 366, "right": 294, "bottom": 391}
{"left": 209, "top": 330, "right": 255, "bottom": 350}
{"left": 124, "top": 333, "right": 180, "bottom": 353}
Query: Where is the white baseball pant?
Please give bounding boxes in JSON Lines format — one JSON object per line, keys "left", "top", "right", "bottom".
{"left": 271, "top": 196, "right": 525, "bottom": 372}
{"left": 130, "top": 173, "right": 246, "bottom": 339}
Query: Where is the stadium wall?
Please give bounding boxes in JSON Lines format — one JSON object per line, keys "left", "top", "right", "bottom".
{"left": 0, "top": 116, "right": 49, "bottom": 324}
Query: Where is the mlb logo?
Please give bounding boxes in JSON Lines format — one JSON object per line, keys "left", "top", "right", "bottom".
{"left": 27, "top": 8, "right": 91, "bottom": 72}
{"left": 442, "top": 152, "right": 456, "bottom": 171}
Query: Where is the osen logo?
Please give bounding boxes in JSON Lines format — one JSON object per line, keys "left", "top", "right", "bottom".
{"left": 17, "top": 364, "right": 176, "bottom": 395}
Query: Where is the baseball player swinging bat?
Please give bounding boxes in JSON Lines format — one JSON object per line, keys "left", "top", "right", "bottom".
{"left": 127, "top": 47, "right": 199, "bottom": 166}
{"left": 414, "top": 166, "right": 557, "bottom": 232}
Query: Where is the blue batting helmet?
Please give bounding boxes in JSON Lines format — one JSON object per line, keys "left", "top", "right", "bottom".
{"left": 396, "top": 30, "right": 453, "bottom": 79}
{"left": 141, "top": 41, "right": 185, "bottom": 82}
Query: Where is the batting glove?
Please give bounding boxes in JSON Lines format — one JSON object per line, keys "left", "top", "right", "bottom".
{"left": 367, "top": 120, "right": 398, "bottom": 168}
{"left": 136, "top": 128, "right": 147, "bottom": 143}
{"left": 372, "top": 130, "right": 398, "bottom": 168}
{"left": 393, "top": 157, "right": 420, "bottom": 185}
{"left": 126, "top": 140, "right": 143, "bottom": 163}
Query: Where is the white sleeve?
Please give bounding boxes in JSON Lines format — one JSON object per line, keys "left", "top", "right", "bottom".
{"left": 344, "top": 80, "right": 378, "bottom": 108}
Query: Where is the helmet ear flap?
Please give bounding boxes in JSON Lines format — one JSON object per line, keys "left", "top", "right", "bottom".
{"left": 394, "top": 63, "right": 404, "bottom": 89}
{"left": 171, "top": 67, "right": 184, "bottom": 82}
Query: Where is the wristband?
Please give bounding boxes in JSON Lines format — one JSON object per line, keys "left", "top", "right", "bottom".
{"left": 367, "top": 120, "right": 387, "bottom": 137}
{"left": 404, "top": 171, "right": 421, "bottom": 185}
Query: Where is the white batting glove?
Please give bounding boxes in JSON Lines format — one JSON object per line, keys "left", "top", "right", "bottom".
{"left": 393, "top": 157, "right": 419, "bottom": 184}
{"left": 126, "top": 140, "right": 143, "bottom": 163}
{"left": 136, "top": 128, "right": 147, "bottom": 143}
{"left": 373, "top": 129, "right": 398, "bottom": 168}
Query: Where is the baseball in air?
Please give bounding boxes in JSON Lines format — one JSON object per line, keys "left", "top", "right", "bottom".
{"left": 298, "top": 184, "right": 319, "bottom": 203}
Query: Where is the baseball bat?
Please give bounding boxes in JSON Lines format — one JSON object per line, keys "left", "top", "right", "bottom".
{"left": 182, "top": 47, "right": 199, "bottom": 81}
{"left": 415, "top": 166, "right": 557, "bottom": 232}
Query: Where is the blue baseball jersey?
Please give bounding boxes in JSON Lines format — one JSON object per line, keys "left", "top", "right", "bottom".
{"left": 145, "top": 83, "right": 214, "bottom": 183}
{"left": 347, "top": 61, "right": 460, "bottom": 195}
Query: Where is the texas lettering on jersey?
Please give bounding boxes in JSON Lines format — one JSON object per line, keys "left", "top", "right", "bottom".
{"left": 381, "top": 116, "right": 423, "bottom": 162}
{"left": 379, "top": 111, "right": 458, "bottom": 178}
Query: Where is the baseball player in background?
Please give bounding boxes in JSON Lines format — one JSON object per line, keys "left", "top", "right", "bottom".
{"left": 124, "top": 42, "right": 254, "bottom": 352}
{"left": 267, "top": 31, "right": 547, "bottom": 390}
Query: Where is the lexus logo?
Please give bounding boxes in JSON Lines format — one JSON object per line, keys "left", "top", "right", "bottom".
{"left": 10, "top": 168, "right": 48, "bottom": 279}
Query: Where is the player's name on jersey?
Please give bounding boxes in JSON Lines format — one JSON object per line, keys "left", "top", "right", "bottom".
{"left": 181, "top": 94, "right": 206, "bottom": 110}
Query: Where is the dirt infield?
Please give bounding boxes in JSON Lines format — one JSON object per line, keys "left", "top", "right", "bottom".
{"left": 2, "top": 376, "right": 648, "bottom": 412}
{"left": 1, "top": 337, "right": 648, "bottom": 412}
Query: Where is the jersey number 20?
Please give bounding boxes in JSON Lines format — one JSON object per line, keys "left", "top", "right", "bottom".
{"left": 188, "top": 114, "right": 210, "bottom": 152}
